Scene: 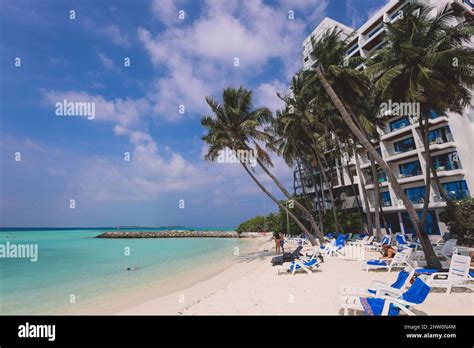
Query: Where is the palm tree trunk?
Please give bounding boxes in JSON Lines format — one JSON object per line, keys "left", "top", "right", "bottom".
{"left": 343, "top": 147, "right": 364, "bottom": 229}
{"left": 370, "top": 158, "right": 382, "bottom": 239}
{"left": 254, "top": 158, "right": 325, "bottom": 244}
{"left": 316, "top": 152, "right": 342, "bottom": 235}
{"left": 419, "top": 113, "right": 432, "bottom": 227}
{"left": 239, "top": 162, "right": 318, "bottom": 246}
{"left": 354, "top": 149, "right": 373, "bottom": 235}
{"left": 315, "top": 66, "right": 441, "bottom": 268}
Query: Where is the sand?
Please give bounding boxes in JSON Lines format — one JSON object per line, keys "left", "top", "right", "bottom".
{"left": 114, "top": 237, "right": 473, "bottom": 315}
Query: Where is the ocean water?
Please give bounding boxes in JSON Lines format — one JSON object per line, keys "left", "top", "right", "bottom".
{"left": 0, "top": 228, "right": 250, "bottom": 314}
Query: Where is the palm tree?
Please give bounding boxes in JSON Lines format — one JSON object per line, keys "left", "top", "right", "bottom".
{"left": 201, "top": 87, "right": 323, "bottom": 245}
{"left": 366, "top": 2, "right": 474, "bottom": 227}
{"left": 308, "top": 26, "right": 444, "bottom": 267}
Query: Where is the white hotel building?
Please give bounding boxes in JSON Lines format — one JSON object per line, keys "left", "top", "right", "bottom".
{"left": 296, "top": 0, "right": 474, "bottom": 237}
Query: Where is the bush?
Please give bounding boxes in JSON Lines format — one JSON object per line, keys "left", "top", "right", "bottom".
{"left": 439, "top": 198, "right": 474, "bottom": 246}
{"left": 236, "top": 213, "right": 281, "bottom": 234}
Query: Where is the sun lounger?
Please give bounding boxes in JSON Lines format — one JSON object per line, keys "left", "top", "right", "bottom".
{"left": 339, "top": 268, "right": 415, "bottom": 297}
{"left": 338, "top": 278, "right": 431, "bottom": 316}
{"left": 287, "top": 247, "right": 321, "bottom": 275}
{"left": 362, "top": 248, "right": 412, "bottom": 272}
{"left": 419, "top": 254, "right": 473, "bottom": 294}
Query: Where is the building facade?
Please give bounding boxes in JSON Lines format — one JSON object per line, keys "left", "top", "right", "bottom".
{"left": 298, "top": 0, "right": 474, "bottom": 238}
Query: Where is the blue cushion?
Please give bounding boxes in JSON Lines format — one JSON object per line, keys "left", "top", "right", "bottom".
{"left": 402, "top": 278, "right": 431, "bottom": 304}
{"left": 360, "top": 297, "right": 400, "bottom": 316}
{"left": 391, "top": 271, "right": 409, "bottom": 289}
{"left": 367, "top": 260, "right": 387, "bottom": 266}
{"left": 415, "top": 268, "right": 438, "bottom": 275}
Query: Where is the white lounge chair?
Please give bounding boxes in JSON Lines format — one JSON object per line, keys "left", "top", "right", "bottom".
{"left": 338, "top": 278, "right": 431, "bottom": 316}
{"left": 425, "top": 254, "right": 473, "bottom": 294}
{"left": 362, "top": 248, "right": 412, "bottom": 272}
{"left": 338, "top": 244, "right": 366, "bottom": 261}
{"left": 287, "top": 247, "right": 321, "bottom": 275}
{"left": 339, "top": 268, "right": 416, "bottom": 297}
{"left": 364, "top": 235, "right": 390, "bottom": 251}
{"left": 413, "top": 239, "right": 457, "bottom": 261}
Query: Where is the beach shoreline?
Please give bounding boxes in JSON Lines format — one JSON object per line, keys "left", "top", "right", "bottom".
{"left": 115, "top": 239, "right": 473, "bottom": 316}
{"left": 53, "top": 236, "right": 268, "bottom": 315}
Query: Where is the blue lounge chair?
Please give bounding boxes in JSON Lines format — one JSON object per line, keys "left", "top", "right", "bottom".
{"left": 339, "top": 278, "right": 431, "bottom": 316}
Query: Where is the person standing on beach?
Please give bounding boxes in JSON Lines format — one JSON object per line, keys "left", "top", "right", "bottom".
{"left": 273, "top": 231, "right": 281, "bottom": 254}
{"left": 279, "top": 232, "right": 285, "bottom": 254}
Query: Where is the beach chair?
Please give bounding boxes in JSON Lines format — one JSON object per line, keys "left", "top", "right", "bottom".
{"left": 366, "top": 234, "right": 392, "bottom": 251}
{"left": 338, "top": 244, "right": 365, "bottom": 261}
{"left": 413, "top": 239, "right": 457, "bottom": 261}
{"left": 362, "top": 248, "right": 412, "bottom": 272}
{"left": 339, "top": 268, "right": 415, "bottom": 297}
{"left": 287, "top": 247, "right": 321, "bottom": 275}
{"left": 321, "top": 234, "right": 345, "bottom": 257}
{"left": 423, "top": 254, "right": 473, "bottom": 294}
{"left": 338, "top": 278, "right": 431, "bottom": 316}
{"left": 396, "top": 234, "right": 421, "bottom": 251}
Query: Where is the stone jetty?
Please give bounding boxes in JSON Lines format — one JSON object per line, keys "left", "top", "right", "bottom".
{"left": 96, "top": 230, "right": 246, "bottom": 238}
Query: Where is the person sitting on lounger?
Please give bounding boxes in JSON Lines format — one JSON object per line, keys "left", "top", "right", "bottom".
{"left": 380, "top": 245, "right": 396, "bottom": 259}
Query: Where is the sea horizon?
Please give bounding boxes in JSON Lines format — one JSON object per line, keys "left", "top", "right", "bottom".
{"left": 0, "top": 227, "right": 250, "bottom": 314}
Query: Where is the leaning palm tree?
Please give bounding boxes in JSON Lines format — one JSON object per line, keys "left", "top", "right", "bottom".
{"left": 365, "top": 1, "right": 474, "bottom": 227}
{"left": 308, "top": 25, "right": 444, "bottom": 267}
{"left": 201, "top": 87, "right": 323, "bottom": 245}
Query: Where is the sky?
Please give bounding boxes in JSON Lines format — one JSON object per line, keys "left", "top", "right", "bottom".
{"left": 0, "top": 0, "right": 389, "bottom": 228}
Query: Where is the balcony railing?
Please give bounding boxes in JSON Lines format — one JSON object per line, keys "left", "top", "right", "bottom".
{"left": 369, "top": 198, "right": 392, "bottom": 207}
{"left": 406, "top": 194, "right": 426, "bottom": 204}
{"left": 433, "top": 160, "right": 461, "bottom": 172}
{"left": 419, "top": 133, "right": 454, "bottom": 147}
{"left": 397, "top": 170, "right": 422, "bottom": 179}
{"left": 384, "top": 145, "right": 416, "bottom": 158}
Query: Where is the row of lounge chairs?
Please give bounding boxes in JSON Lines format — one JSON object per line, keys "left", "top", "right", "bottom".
{"left": 273, "top": 233, "right": 473, "bottom": 316}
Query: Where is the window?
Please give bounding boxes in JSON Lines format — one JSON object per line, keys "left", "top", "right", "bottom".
{"left": 428, "top": 126, "right": 452, "bottom": 144}
{"left": 394, "top": 137, "right": 415, "bottom": 153}
{"left": 432, "top": 152, "right": 460, "bottom": 171}
{"left": 381, "top": 191, "right": 391, "bottom": 206}
{"left": 347, "top": 44, "right": 359, "bottom": 55}
{"left": 404, "top": 186, "right": 426, "bottom": 204}
{"left": 429, "top": 110, "right": 442, "bottom": 119}
{"left": 401, "top": 211, "right": 440, "bottom": 235}
{"left": 399, "top": 160, "right": 421, "bottom": 177}
{"left": 389, "top": 117, "right": 410, "bottom": 132}
{"left": 442, "top": 180, "right": 470, "bottom": 200}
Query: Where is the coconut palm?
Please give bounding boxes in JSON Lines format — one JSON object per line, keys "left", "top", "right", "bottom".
{"left": 201, "top": 87, "right": 323, "bottom": 245}
{"left": 365, "top": 2, "right": 474, "bottom": 226}
{"left": 308, "top": 25, "right": 444, "bottom": 267}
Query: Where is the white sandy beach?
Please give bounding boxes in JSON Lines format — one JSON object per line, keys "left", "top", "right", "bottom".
{"left": 112, "top": 237, "right": 473, "bottom": 316}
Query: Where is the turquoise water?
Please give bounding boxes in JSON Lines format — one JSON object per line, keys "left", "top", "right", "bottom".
{"left": 0, "top": 228, "right": 248, "bottom": 314}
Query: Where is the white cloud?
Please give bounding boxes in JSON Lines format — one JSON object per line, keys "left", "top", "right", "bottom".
{"left": 255, "top": 80, "right": 287, "bottom": 112}
{"left": 98, "top": 52, "right": 116, "bottom": 70}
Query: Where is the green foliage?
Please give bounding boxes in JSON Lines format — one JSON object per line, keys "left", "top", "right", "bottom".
{"left": 236, "top": 213, "right": 282, "bottom": 234}
{"left": 439, "top": 198, "right": 474, "bottom": 246}
{"left": 322, "top": 209, "right": 364, "bottom": 235}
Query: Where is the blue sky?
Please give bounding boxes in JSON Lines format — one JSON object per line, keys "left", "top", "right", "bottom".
{"left": 0, "top": 0, "right": 388, "bottom": 228}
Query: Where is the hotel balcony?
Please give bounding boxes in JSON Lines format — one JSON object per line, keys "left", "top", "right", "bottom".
{"left": 384, "top": 146, "right": 418, "bottom": 162}
{"left": 359, "top": 155, "right": 371, "bottom": 168}
{"left": 380, "top": 117, "right": 415, "bottom": 141}
{"left": 434, "top": 189, "right": 472, "bottom": 202}
{"left": 364, "top": 174, "right": 388, "bottom": 189}
{"left": 412, "top": 114, "right": 449, "bottom": 128}
{"left": 396, "top": 171, "right": 424, "bottom": 184}
{"left": 419, "top": 133, "right": 456, "bottom": 152}
{"left": 431, "top": 159, "right": 464, "bottom": 178}
{"left": 368, "top": 198, "right": 392, "bottom": 208}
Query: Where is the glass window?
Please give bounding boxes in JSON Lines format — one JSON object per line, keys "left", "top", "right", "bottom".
{"left": 428, "top": 126, "right": 452, "bottom": 144}
{"left": 404, "top": 186, "right": 426, "bottom": 204}
{"left": 394, "top": 137, "right": 415, "bottom": 153}
{"left": 432, "top": 152, "right": 460, "bottom": 171}
{"left": 399, "top": 160, "right": 421, "bottom": 177}
{"left": 442, "top": 180, "right": 470, "bottom": 200}
{"left": 401, "top": 211, "right": 440, "bottom": 235}
{"left": 389, "top": 117, "right": 410, "bottom": 132}
{"left": 381, "top": 191, "right": 391, "bottom": 206}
